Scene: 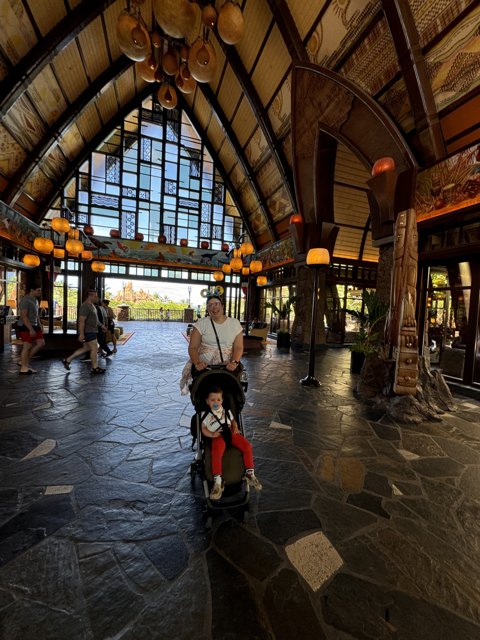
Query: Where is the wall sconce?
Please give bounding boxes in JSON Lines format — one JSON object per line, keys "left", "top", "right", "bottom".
{"left": 300, "top": 247, "right": 330, "bottom": 387}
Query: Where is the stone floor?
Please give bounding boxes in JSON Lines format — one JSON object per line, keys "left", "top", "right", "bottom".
{"left": 1, "top": 322, "right": 480, "bottom": 640}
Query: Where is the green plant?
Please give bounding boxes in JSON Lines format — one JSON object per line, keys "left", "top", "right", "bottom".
{"left": 266, "top": 296, "right": 296, "bottom": 320}
{"left": 347, "top": 290, "right": 389, "bottom": 355}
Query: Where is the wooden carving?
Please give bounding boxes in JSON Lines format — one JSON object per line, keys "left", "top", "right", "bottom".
{"left": 386, "top": 209, "right": 419, "bottom": 395}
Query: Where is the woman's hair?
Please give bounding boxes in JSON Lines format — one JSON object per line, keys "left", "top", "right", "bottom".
{"left": 206, "top": 294, "right": 223, "bottom": 305}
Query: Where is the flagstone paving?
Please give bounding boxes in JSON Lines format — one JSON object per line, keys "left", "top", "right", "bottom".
{"left": 1, "top": 322, "right": 480, "bottom": 639}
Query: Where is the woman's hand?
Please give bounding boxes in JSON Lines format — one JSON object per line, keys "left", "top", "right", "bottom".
{"left": 193, "top": 361, "right": 207, "bottom": 371}
{"left": 225, "top": 361, "right": 237, "bottom": 372}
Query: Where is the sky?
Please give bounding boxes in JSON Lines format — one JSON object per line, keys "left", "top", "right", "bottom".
{"left": 104, "top": 278, "right": 209, "bottom": 307}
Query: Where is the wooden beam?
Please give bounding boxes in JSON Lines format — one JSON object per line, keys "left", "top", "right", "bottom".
{"left": 381, "top": 0, "right": 446, "bottom": 163}
{"left": 266, "top": 0, "right": 309, "bottom": 62}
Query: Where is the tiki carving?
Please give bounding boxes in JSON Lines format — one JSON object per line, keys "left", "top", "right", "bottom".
{"left": 385, "top": 209, "right": 419, "bottom": 395}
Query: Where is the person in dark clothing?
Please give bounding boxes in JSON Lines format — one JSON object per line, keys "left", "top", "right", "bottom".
{"left": 96, "top": 300, "right": 113, "bottom": 356}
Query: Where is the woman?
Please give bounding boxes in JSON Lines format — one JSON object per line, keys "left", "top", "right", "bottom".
{"left": 180, "top": 294, "right": 243, "bottom": 395}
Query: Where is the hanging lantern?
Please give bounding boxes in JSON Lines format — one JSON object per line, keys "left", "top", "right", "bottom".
{"left": 371, "top": 157, "right": 396, "bottom": 177}
{"left": 201, "top": 241, "right": 210, "bottom": 249}
{"left": 180, "top": 238, "right": 188, "bottom": 247}
{"left": 136, "top": 57, "right": 157, "bottom": 82}
{"left": 212, "top": 271, "right": 224, "bottom": 282}
{"left": 241, "top": 266, "right": 250, "bottom": 276}
{"left": 158, "top": 234, "right": 167, "bottom": 243}
{"left": 84, "top": 224, "right": 94, "bottom": 235}
{"left": 54, "top": 248, "right": 65, "bottom": 259}
{"left": 222, "top": 263, "right": 232, "bottom": 274}
{"left": 217, "top": 1, "right": 244, "bottom": 45}
{"left": 306, "top": 248, "right": 330, "bottom": 265}
{"left": 116, "top": 11, "right": 150, "bottom": 62}
{"left": 151, "top": 32, "right": 162, "bottom": 48}
{"left": 157, "top": 83, "right": 178, "bottom": 109}
{"left": 33, "top": 237, "right": 54, "bottom": 254}
{"left": 233, "top": 248, "right": 241, "bottom": 259}
{"left": 202, "top": 5, "right": 217, "bottom": 29}
{"left": 289, "top": 213, "right": 303, "bottom": 224}
{"left": 188, "top": 38, "right": 217, "bottom": 83}
{"left": 51, "top": 217, "right": 70, "bottom": 233}
{"left": 230, "top": 257, "right": 243, "bottom": 271}
{"left": 65, "top": 238, "right": 84, "bottom": 255}
{"left": 221, "top": 242, "right": 230, "bottom": 252}
{"left": 256, "top": 275, "right": 267, "bottom": 286}
{"left": 152, "top": 0, "right": 198, "bottom": 40}
{"left": 249, "top": 259, "right": 262, "bottom": 273}
{"left": 91, "top": 261, "right": 106, "bottom": 273}
{"left": 162, "top": 44, "right": 179, "bottom": 76}
{"left": 135, "top": 232, "right": 144, "bottom": 241}
{"left": 110, "top": 229, "right": 120, "bottom": 238}
{"left": 81, "top": 250, "right": 93, "bottom": 261}
{"left": 240, "top": 241, "right": 254, "bottom": 256}
{"left": 23, "top": 254, "right": 40, "bottom": 267}
{"left": 176, "top": 67, "right": 196, "bottom": 94}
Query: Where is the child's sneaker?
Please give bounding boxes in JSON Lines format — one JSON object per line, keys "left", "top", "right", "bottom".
{"left": 209, "top": 479, "right": 224, "bottom": 500}
{"left": 246, "top": 473, "right": 262, "bottom": 491}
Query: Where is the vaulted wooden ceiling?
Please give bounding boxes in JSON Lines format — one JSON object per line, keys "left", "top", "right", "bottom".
{"left": 0, "top": 0, "right": 478, "bottom": 262}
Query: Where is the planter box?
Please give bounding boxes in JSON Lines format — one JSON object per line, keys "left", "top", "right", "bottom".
{"left": 277, "top": 332, "right": 291, "bottom": 348}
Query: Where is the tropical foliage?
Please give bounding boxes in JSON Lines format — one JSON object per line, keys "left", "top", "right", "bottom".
{"left": 347, "top": 290, "right": 389, "bottom": 355}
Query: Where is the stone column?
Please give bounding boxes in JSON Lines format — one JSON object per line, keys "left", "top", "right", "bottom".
{"left": 291, "top": 265, "right": 328, "bottom": 349}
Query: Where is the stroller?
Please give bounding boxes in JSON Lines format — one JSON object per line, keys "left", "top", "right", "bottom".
{"left": 189, "top": 365, "right": 250, "bottom": 515}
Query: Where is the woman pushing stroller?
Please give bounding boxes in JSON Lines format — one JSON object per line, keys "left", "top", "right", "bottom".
{"left": 180, "top": 293, "right": 243, "bottom": 394}
{"left": 202, "top": 385, "right": 262, "bottom": 500}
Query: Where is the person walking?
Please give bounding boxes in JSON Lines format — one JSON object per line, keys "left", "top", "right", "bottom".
{"left": 96, "top": 300, "right": 113, "bottom": 356}
{"left": 103, "top": 299, "right": 117, "bottom": 353}
{"left": 62, "top": 289, "right": 106, "bottom": 374}
{"left": 17, "top": 285, "right": 45, "bottom": 374}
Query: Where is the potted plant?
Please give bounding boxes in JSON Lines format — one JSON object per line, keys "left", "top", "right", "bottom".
{"left": 347, "top": 290, "right": 389, "bottom": 373}
{"left": 266, "top": 297, "right": 296, "bottom": 348}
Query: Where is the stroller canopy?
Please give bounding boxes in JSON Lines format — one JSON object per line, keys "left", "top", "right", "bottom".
{"left": 190, "top": 368, "right": 245, "bottom": 414}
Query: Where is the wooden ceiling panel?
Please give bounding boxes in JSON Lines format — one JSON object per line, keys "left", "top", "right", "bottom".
{"left": 58, "top": 123, "right": 84, "bottom": 161}
{"left": 52, "top": 42, "right": 89, "bottom": 104}
{"left": 334, "top": 187, "right": 370, "bottom": 228}
{"left": 335, "top": 146, "right": 370, "bottom": 188}
{"left": 362, "top": 232, "right": 379, "bottom": 262}
{"left": 410, "top": 0, "right": 475, "bottom": 48}
{"left": 206, "top": 115, "right": 227, "bottom": 155}
{"left": 268, "top": 76, "right": 292, "bottom": 137}
{"left": 0, "top": 1, "right": 37, "bottom": 64}
{"left": 379, "top": 79, "right": 414, "bottom": 134}
{"left": 334, "top": 226, "right": 364, "bottom": 260}
{"left": 255, "top": 154, "right": 282, "bottom": 198}
{"left": 77, "top": 16, "right": 110, "bottom": 81}
{"left": 74, "top": 104, "right": 102, "bottom": 142}
{"left": 23, "top": 168, "right": 53, "bottom": 203}
{"left": 26, "top": 0, "right": 67, "bottom": 37}
{"left": 218, "top": 138, "right": 239, "bottom": 176}
{"left": 27, "top": 66, "right": 68, "bottom": 127}
{"left": 287, "top": 0, "right": 327, "bottom": 42}
{"left": 96, "top": 85, "right": 119, "bottom": 125}
{"left": 426, "top": 6, "right": 480, "bottom": 112}
{"left": 251, "top": 25, "right": 290, "bottom": 106}
{"left": 236, "top": 0, "right": 271, "bottom": 73}
{"left": 307, "top": 0, "right": 379, "bottom": 68}
{"left": 247, "top": 202, "right": 268, "bottom": 236}
{"left": 0, "top": 124, "right": 27, "bottom": 177}
{"left": 231, "top": 97, "right": 256, "bottom": 147}
{"left": 103, "top": 0, "right": 127, "bottom": 61}
{"left": 3, "top": 94, "right": 46, "bottom": 148}
{"left": 217, "top": 67, "right": 243, "bottom": 122}
{"left": 266, "top": 183, "right": 292, "bottom": 223}
{"left": 340, "top": 18, "right": 399, "bottom": 96}
{"left": 191, "top": 92, "right": 213, "bottom": 134}
{"left": 42, "top": 145, "right": 68, "bottom": 180}
{"left": 245, "top": 127, "right": 270, "bottom": 169}
{"left": 115, "top": 67, "right": 136, "bottom": 108}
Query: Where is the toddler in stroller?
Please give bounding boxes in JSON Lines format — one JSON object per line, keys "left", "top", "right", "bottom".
{"left": 190, "top": 365, "right": 262, "bottom": 508}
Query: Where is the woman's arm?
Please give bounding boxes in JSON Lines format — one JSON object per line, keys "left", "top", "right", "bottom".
{"left": 188, "top": 327, "right": 207, "bottom": 370}
{"left": 226, "top": 330, "right": 244, "bottom": 371}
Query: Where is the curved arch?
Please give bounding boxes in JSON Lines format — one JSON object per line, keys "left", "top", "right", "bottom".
{"left": 292, "top": 63, "right": 418, "bottom": 227}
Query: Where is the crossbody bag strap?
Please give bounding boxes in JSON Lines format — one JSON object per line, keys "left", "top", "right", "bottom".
{"left": 210, "top": 318, "right": 224, "bottom": 361}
